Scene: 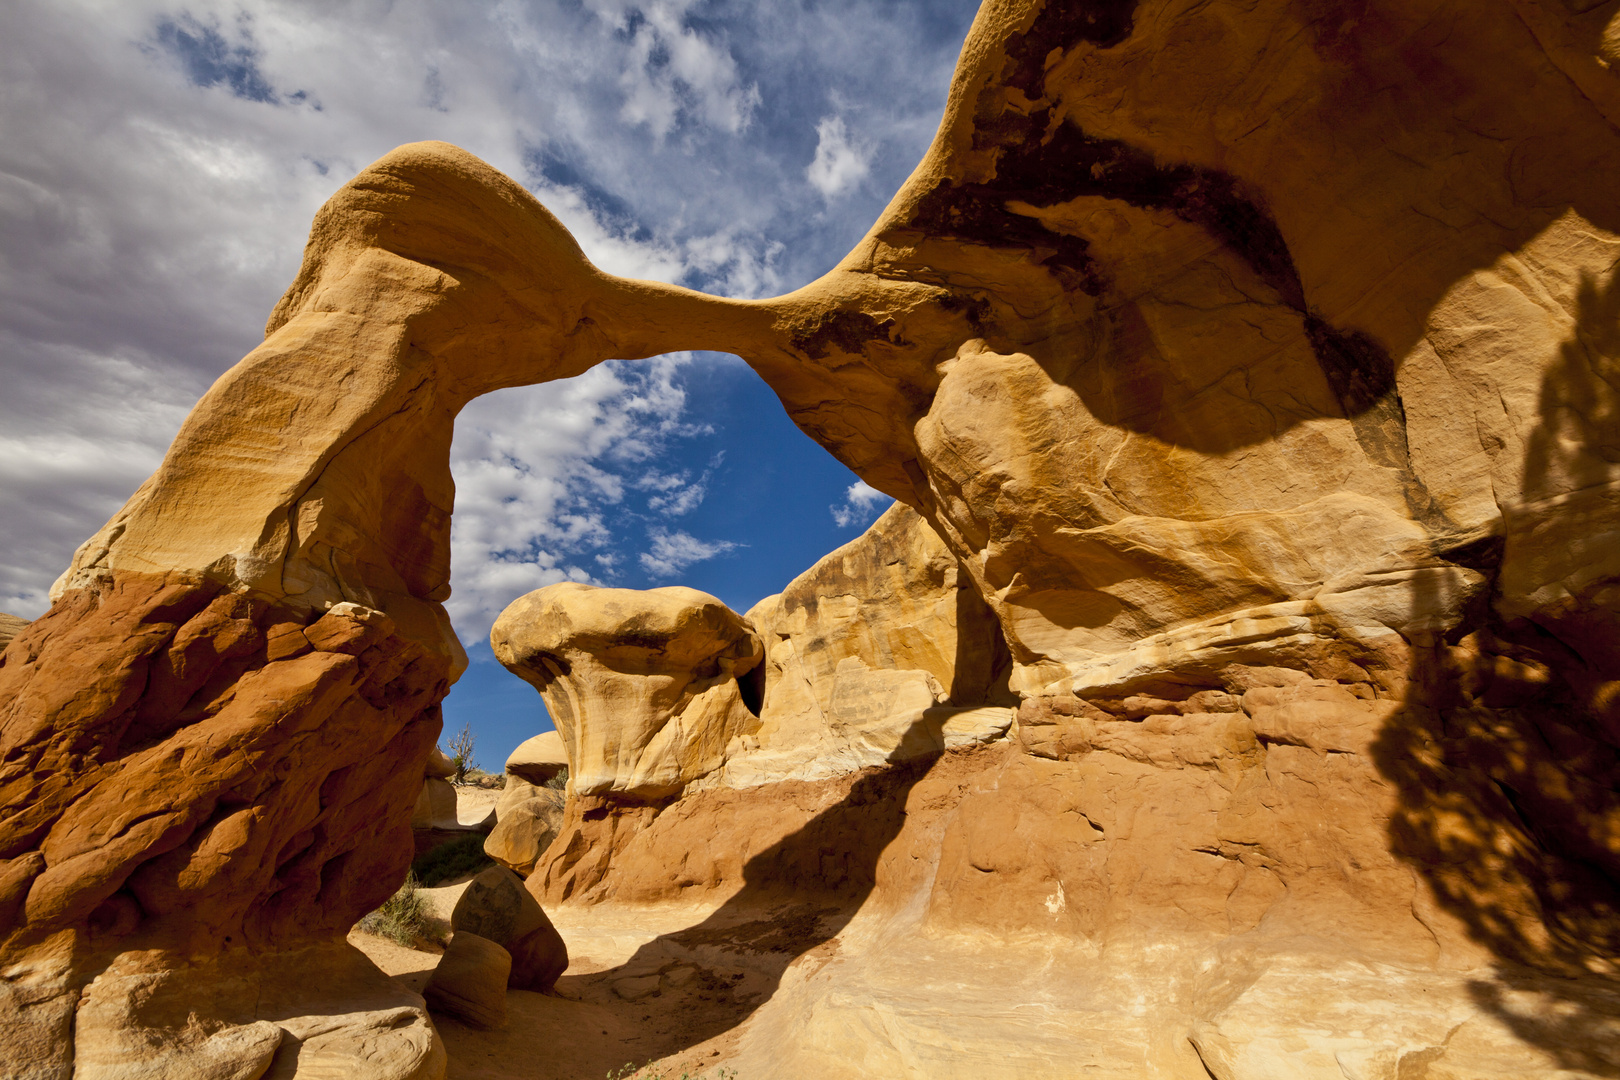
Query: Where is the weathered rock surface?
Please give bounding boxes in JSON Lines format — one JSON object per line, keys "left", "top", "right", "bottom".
{"left": 450, "top": 865, "right": 542, "bottom": 947}
{"left": 505, "top": 920, "right": 568, "bottom": 995}
{"left": 0, "top": 612, "right": 29, "bottom": 653}
{"left": 491, "top": 584, "right": 764, "bottom": 799}
{"left": 706, "top": 502, "right": 1015, "bottom": 788}
{"left": 423, "top": 932, "right": 510, "bottom": 1031}
{"left": 483, "top": 787, "right": 565, "bottom": 877}
{"left": 410, "top": 777, "right": 459, "bottom": 831}
{"left": 423, "top": 747, "right": 455, "bottom": 780}
{"left": 504, "top": 731, "right": 567, "bottom": 787}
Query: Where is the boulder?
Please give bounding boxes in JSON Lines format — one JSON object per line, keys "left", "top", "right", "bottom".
{"left": 505, "top": 730, "right": 568, "bottom": 786}
{"left": 450, "top": 865, "right": 546, "bottom": 947}
{"left": 495, "top": 776, "right": 544, "bottom": 818}
{"left": 423, "top": 932, "right": 509, "bottom": 1031}
{"left": 491, "top": 584, "right": 764, "bottom": 798}
{"left": 446, "top": 865, "right": 568, "bottom": 995}
{"left": 483, "top": 788, "right": 565, "bottom": 876}
{"left": 506, "top": 920, "right": 569, "bottom": 994}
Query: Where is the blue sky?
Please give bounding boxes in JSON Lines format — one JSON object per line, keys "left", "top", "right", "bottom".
{"left": 0, "top": 0, "right": 980, "bottom": 769}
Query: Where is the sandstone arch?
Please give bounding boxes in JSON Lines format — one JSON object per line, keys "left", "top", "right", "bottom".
{"left": 4, "top": 0, "right": 1620, "bottom": 1075}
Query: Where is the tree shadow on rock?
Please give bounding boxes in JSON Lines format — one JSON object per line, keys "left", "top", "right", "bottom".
{"left": 1370, "top": 268, "right": 1620, "bottom": 1076}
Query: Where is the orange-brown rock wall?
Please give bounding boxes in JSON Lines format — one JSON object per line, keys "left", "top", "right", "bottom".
{"left": 0, "top": 570, "right": 450, "bottom": 1074}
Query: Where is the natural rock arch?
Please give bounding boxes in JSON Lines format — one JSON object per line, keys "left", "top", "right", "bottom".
{"left": 4, "top": 0, "right": 1620, "bottom": 1074}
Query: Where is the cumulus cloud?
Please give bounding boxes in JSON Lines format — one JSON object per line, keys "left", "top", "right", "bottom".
{"left": 584, "top": 0, "right": 760, "bottom": 138}
{"left": 831, "top": 480, "right": 892, "bottom": 528}
{"left": 0, "top": 0, "right": 976, "bottom": 641}
{"left": 444, "top": 354, "right": 695, "bottom": 638}
{"left": 639, "top": 527, "right": 739, "bottom": 578}
{"left": 638, "top": 468, "right": 710, "bottom": 516}
{"left": 806, "top": 115, "right": 873, "bottom": 198}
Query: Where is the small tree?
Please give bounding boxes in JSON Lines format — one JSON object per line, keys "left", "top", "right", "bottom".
{"left": 443, "top": 722, "right": 476, "bottom": 784}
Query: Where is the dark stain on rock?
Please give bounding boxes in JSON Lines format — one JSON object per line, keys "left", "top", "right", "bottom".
{"left": 936, "top": 290, "right": 991, "bottom": 331}
{"left": 1436, "top": 532, "right": 1506, "bottom": 577}
{"left": 897, "top": 0, "right": 1407, "bottom": 427}
{"left": 1003, "top": 0, "right": 1142, "bottom": 98}
{"left": 791, "top": 310, "right": 898, "bottom": 360}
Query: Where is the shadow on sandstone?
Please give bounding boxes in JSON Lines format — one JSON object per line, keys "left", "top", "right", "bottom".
{"left": 1370, "top": 269, "right": 1620, "bottom": 1076}
{"left": 550, "top": 749, "right": 942, "bottom": 1073}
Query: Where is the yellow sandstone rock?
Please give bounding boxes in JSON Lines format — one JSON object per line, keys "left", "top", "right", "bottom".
{"left": 702, "top": 502, "right": 1015, "bottom": 788}
{"left": 490, "top": 583, "right": 763, "bottom": 799}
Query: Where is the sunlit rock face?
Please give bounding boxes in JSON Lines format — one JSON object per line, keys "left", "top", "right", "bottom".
{"left": 490, "top": 583, "right": 764, "bottom": 800}
{"left": 747, "top": 0, "right": 1620, "bottom": 707}
{"left": 705, "top": 502, "right": 1017, "bottom": 788}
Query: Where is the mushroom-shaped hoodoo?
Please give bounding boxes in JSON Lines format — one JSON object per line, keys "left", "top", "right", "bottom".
{"left": 491, "top": 583, "right": 763, "bottom": 799}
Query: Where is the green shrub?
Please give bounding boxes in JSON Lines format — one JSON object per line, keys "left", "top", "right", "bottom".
{"left": 357, "top": 872, "right": 433, "bottom": 947}
{"left": 411, "top": 833, "right": 493, "bottom": 887}
{"left": 544, "top": 765, "right": 570, "bottom": 791}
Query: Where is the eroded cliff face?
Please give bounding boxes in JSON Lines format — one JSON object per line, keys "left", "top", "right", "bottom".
{"left": 0, "top": 146, "right": 769, "bottom": 1078}
{"left": 497, "top": 518, "right": 1620, "bottom": 1077}
{"left": 4, "top": 0, "right": 1620, "bottom": 1076}
{"left": 748, "top": 0, "right": 1620, "bottom": 710}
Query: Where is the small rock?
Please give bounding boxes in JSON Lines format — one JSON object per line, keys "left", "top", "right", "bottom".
{"left": 664, "top": 965, "right": 697, "bottom": 988}
{"left": 613, "top": 975, "right": 661, "bottom": 1001}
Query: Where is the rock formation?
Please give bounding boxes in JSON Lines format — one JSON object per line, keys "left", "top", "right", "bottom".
{"left": 0, "top": 613, "right": 27, "bottom": 652}
{"left": 0, "top": 145, "right": 764, "bottom": 1077}
{"left": 411, "top": 748, "right": 460, "bottom": 832}
{"left": 491, "top": 584, "right": 764, "bottom": 799}
{"left": 5, "top": 0, "right": 1620, "bottom": 1074}
{"left": 484, "top": 787, "right": 564, "bottom": 879}
{"left": 503, "top": 731, "right": 568, "bottom": 787}
{"left": 486, "top": 734, "right": 568, "bottom": 876}
{"left": 713, "top": 501, "right": 1016, "bottom": 787}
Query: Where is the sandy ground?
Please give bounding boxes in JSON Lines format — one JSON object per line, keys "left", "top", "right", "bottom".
{"left": 352, "top": 882, "right": 776, "bottom": 1080}
{"left": 364, "top": 780, "right": 762, "bottom": 1080}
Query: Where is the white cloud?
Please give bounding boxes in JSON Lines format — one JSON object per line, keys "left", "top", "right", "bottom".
{"left": 0, "top": 0, "right": 975, "bottom": 633}
{"left": 806, "top": 115, "right": 872, "bottom": 198}
{"left": 445, "top": 354, "right": 693, "bottom": 639}
{"left": 584, "top": 0, "right": 760, "bottom": 138}
{"left": 636, "top": 468, "right": 709, "bottom": 515}
{"left": 639, "top": 528, "right": 738, "bottom": 577}
{"left": 831, "top": 480, "right": 891, "bottom": 528}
